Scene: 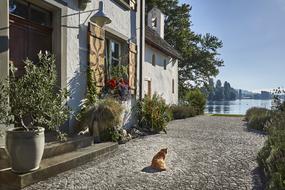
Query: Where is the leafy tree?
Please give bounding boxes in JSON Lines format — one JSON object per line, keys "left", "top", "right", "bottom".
{"left": 184, "top": 88, "right": 206, "bottom": 115}
{"left": 146, "top": 0, "right": 224, "bottom": 97}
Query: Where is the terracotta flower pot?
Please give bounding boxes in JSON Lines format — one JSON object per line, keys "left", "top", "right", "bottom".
{"left": 5, "top": 127, "right": 45, "bottom": 173}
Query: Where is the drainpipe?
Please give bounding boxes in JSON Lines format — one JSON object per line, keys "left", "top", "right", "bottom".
{"left": 139, "top": 0, "right": 145, "bottom": 100}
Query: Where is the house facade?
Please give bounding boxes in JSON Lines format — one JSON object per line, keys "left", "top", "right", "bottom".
{"left": 143, "top": 8, "right": 181, "bottom": 104}
{"left": 0, "top": 0, "right": 142, "bottom": 133}
{"left": 0, "top": 1, "right": 179, "bottom": 136}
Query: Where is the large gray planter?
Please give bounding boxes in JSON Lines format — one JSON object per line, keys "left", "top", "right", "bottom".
{"left": 6, "top": 127, "right": 45, "bottom": 173}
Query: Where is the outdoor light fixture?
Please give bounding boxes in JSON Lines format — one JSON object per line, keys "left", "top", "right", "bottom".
{"left": 79, "top": 0, "right": 91, "bottom": 10}
{"left": 90, "top": 1, "right": 111, "bottom": 27}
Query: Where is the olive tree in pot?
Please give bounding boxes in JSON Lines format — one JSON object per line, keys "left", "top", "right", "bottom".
{"left": 0, "top": 52, "right": 69, "bottom": 173}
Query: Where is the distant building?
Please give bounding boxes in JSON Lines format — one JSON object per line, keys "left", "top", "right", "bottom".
{"left": 143, "top": 7, "right": 182, "bottom": 104}
{"left": 238, "top": 89, "right": 242, "bottom": 99}
{"left": 260, "top": 91, "right": 271, "bottom": 99}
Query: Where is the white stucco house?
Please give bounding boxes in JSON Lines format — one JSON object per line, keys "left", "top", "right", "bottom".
{"left": 0, "top": 1, "right": 180, "bottom": 137}
{"left": 143, "top": 8, "right": 181, "bottom": 105}
{"left": 0, "top": 0, "right": 142, "bottom": 135}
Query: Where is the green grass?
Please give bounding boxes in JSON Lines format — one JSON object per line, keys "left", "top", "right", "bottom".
{"left": 210, "top": 114, "right": 245, "bottom": 117}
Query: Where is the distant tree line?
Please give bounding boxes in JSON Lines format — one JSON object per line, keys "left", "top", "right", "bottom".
{"left": 202, "top": 79, "right": 238, "bottom": 101}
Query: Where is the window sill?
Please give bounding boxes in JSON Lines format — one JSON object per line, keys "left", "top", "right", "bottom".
{"left": 114, "top": 0, "right": 131, "bottom": 10}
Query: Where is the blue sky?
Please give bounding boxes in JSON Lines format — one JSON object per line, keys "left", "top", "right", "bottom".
{"left": 179, "top": 0, "right": 285, "bottom": 92}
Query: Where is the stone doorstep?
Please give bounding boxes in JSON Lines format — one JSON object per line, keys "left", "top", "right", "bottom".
{"left": 43, "top": 135, "right": 93, "bottom": 159}
{"left": 0, "top": 142, "right": 118, "bottom": 190}
{"left": 0, "top": 135, "right": 93, "bottom": 162}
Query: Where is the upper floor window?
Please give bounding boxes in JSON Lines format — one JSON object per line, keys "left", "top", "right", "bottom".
{"left": 151, "top": 17, "right": 157, "bottom": 28}
{"left": 164, "top": 59, "right": 167, "bottom": 70}
{"left": 115, "top": 0, "right": 136, "bottom": 11}
{"left": 105, "top": 39, "right": 121, "bottom": 79}
{"left": 152, "top": 54, "right": 156, "bottom": 66}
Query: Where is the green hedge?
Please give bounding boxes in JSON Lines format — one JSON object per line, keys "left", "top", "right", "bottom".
{"left": 171, "top": 105, "right": 196, "bottom": 119}
{"left": 257, "top": 112, "right": 285, "bottom": 190}
{"left": 245, "top": 107, "right": 270, "bottom": 121}
{"left": 245, "top": 107, "right": 272, "bottom": 132}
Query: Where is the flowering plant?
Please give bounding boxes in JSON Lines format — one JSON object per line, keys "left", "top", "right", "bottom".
{"left": 104, "top": 77, "right": 131, "bottom": 101}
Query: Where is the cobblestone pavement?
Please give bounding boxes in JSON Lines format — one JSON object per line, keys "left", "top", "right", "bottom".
{"left": 25, "top": 116, "right": 266, "bottom": 190}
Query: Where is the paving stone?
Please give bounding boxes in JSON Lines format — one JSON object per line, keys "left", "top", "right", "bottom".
{"left": 24, "top": 116, "right": 266, "bottom": 190}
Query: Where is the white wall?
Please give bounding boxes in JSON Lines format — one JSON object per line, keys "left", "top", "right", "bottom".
{"left": 144, "top": 44, "right": 178, "bottom": 105}
{"left": 62, "top": 0, "right": 139, "bottom": 129}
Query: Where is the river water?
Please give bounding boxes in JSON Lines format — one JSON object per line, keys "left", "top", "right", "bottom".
{"left": 205, "top": 99, "right": 273, "bottom": 115}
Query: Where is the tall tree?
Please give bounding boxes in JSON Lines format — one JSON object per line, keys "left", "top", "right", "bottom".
{"left": 214, "top": 80, "right": 224, "bottom": 100}
{"left": 224, "top": 81, "right": 231, "bottom": 100}
{"left": 146, "top": 0, "right": 224, "bottom": 97}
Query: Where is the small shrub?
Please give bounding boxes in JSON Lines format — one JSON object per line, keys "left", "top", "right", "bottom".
{"left": 184, "top": 89, "right": 206, "bottom": 115}
{"left": 135, "top": 93, "right": 172, "bottom": 133}
{"left": 171, "top": 105, "right": 196, "bottom": 119}
{"left": 95, "top": 98, "right": 123, "bottom": 129}
{"left": 245, "top": 107, "right": 269, "bottom": 121}
{"left": 278, "top": 101, "right": 285, "bottom": 112}
{"left": 248, "top": 111, "right": 272, "bottom": 131}
{"left": 245, "top": 107, "right": 272, "bottom": 132}
{"left": 94, "top": 98, "right": 124, "bottom": 142}
{"left": 257, "top": 112, "right": 285, "bottom": 190}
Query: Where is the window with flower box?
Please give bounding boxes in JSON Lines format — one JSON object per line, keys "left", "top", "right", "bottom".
{"left": 104, "top": 37, "right": 131, "bottom": 100}
{"left": 105, "top": 39, "right": 121, "bottom": 79}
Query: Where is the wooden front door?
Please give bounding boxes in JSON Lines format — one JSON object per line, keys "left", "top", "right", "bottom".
{"left": 9, "top": 0, "right": 52, "bottom": 76}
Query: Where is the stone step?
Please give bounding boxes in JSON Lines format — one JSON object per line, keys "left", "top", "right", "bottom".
{"left": 0, "top": 142, "right": 118, "bottom": 190}
{"left": 0, "top": 135, "right": 93, "bottom": 168}
{"left": 43, "top": 135, "right": 93, "bottom": 159}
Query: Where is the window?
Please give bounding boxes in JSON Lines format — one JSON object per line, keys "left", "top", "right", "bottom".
{"left": 105, "top": 39, "right": 121, "bottom": 79}
{"left": 152, "top": 17, "right": 157, "bottom": 28}
{"left": 115, "top": 0, "right": 136, "bottom": 10}
{"left": 164, "top": 59, "right": 167, "bottom": 70}
{"left": 152, "top": 54, "right": 156, "bottom": 66}
{"left": 9, "top": 0, "right": 52, "bottom": 27}
{"left": 9, "top": 0, "right": 52, "bottom": 76}
{"left": 172, "top": 79, "right": 175, "bottom": 94}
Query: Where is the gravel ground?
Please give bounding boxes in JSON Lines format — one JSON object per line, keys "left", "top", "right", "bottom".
{"left": 24, "top": 115, "right": 266, "bottom": 190}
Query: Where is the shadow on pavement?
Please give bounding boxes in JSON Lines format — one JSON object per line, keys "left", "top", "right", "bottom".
{"left": 251, "top": 167, "right": 266, "bottom": 190}
{"left": 141, "top": 166, "right": 163, "bottom": 173}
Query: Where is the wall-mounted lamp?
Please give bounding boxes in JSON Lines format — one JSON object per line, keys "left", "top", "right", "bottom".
{"left": 90, "top": 1, "right": 111, "bottom": 27}
{"left": 79, "top": 0, "right": 91, "bottom": 10}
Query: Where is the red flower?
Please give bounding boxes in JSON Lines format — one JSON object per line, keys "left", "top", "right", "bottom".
{"left": 107, "top": 79, "right": 116, "bottom": 89}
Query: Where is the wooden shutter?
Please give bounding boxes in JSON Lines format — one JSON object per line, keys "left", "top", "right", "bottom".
{"left": 128, "top": 42, "right": 137, "bottom": 94}
{"left": 88, "top": 23, "right": 105, "bottom": 93}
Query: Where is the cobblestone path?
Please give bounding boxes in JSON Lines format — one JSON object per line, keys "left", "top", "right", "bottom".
{"left": 25, "top": 116, "right": 266, "bottom": 190}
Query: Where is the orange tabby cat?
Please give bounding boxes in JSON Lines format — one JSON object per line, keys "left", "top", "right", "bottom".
{"left": 151, "top": 148, "right": 168, "bottom": 171}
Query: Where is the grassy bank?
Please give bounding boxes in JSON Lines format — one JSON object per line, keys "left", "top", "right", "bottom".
{"left": 210, "top": 114, "right": 245, "bottom": 117}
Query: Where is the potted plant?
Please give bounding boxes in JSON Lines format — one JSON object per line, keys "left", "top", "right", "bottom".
{"left": 0, "top": 52, "right": 69, "bottom": 173}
